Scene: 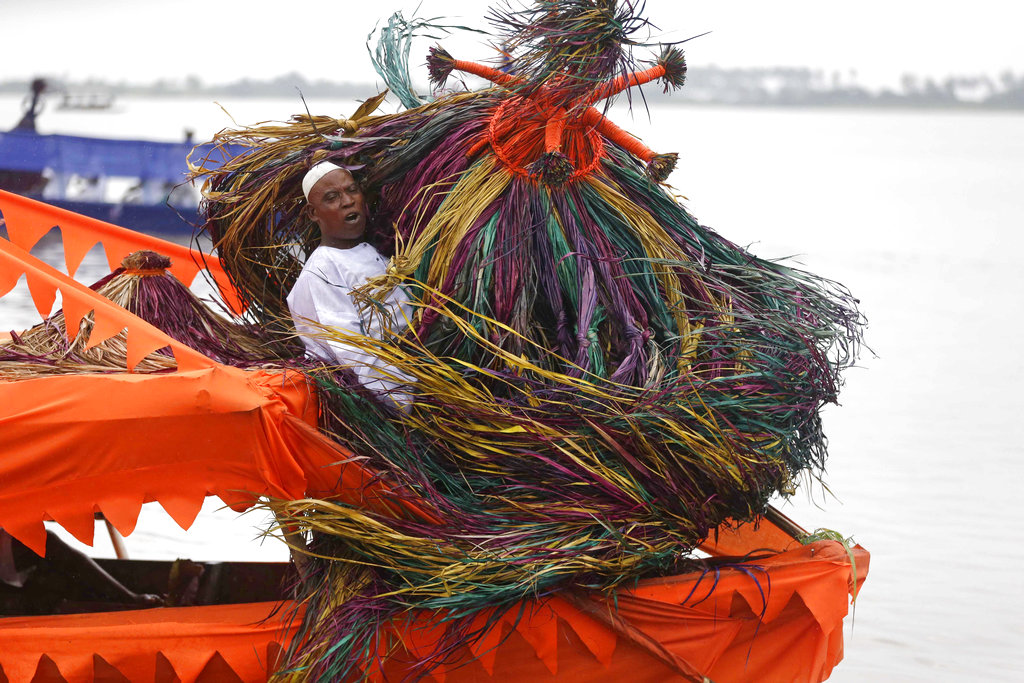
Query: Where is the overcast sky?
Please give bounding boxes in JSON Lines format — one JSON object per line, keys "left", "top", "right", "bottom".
{"left": 4, "top": 0, "right": 1022, "bottom": 88}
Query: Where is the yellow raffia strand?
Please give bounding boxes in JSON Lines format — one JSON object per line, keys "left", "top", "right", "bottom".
{"left": 191, "top": 91, "right": 390, "bottom": 169}
{"left": 270, "top": 268, "right": 792, "bottom": 597}
{"left": 584, "top": 176, "right": 709, "bottom": 370}
{"left": 265, "top": 497, "right": 677, "bottom": 601}
{"left": 296, "top": 274, "right": 769, "bottom": 518}
{"left": 403, "top": 158, "right": 512, "bottom": 291}
{"left": 267, "top": 557, "right": 375, "bottom": 683}
{"left": 330, "top": 273, "right": 729, "bottom": 405}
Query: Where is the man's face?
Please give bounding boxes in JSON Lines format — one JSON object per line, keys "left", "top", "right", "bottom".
{"left": 307, "top": 168, "right": 367, "bottom": 247}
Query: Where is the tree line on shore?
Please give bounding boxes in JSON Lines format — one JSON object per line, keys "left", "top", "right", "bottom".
{"left": 3, "top": 67, "right": 1023, "bottom": 109}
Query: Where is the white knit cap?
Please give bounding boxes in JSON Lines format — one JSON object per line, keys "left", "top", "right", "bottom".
{"left": 301, "top": 161, "right": 344, "bottom": 200}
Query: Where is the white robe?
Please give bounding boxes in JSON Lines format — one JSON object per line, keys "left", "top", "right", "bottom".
{"left": 286, "top": 243, "right": 413, "bottom": 408}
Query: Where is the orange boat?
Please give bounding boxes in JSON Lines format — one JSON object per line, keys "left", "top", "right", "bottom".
{"left": 0, "top": 191, "right": 866, "bottom": 682}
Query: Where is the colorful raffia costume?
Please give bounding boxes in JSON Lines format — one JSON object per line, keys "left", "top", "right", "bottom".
{"left": 193, "top": 3, "right": 864, "bottom": 680}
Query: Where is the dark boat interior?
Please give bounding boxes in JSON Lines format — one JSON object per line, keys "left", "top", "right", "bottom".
{"left": 0, "top": 558, "right": 292, "bottom": 617}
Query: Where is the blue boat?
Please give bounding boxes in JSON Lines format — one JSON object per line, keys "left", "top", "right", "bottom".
{"left": 1, "top": 80, "right": 238, "bottom": 234}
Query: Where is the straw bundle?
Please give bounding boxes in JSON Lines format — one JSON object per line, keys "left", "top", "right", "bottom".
{"left": 0, "top": 250, "right": 284, "bottom": 377}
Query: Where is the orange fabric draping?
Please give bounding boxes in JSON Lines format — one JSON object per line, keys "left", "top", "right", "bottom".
{"left": 698, "top": 511, "right": 805, "bottom": 557}
{"left": 0, "top": 366, "right": 357, "bottom": 555}
{"left": 374, "top": 540, "right": 867, "bottom": 683}
{"left": 0, "top": 601, "right": 300, "bottom": 683}
{"left": 0, "top": 190, "right": 242, "bottom": 313}
{"left": 0, "top": 196, "right": 435, "bottom": 553}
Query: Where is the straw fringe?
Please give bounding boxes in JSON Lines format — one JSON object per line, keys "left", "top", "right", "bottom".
{"left": 0, "top": 251, "right": 286, "bottom": 377}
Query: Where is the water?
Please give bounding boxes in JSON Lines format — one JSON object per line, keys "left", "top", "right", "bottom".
{"left": 2, "top": 94, "right": 1023, "bottom": 681}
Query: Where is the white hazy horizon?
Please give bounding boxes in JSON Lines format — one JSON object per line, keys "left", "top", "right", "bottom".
{"left": 4, "top": 1, "right": 1023, "bottom": 90}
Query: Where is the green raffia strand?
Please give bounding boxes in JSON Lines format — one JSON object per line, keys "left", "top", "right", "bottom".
{"left": 369, "top": 12, "right": 491, "bottom": 110}
{"left": 798, "top": 528, "right": 854, "bottom": 545}
{"left": 800, "top": 527, "right": 861, "bottom": 604}
{"left": 266, "top": 253, "right": 859, "bottom": 678}
{"left": 368, "top": 12, "right": 436, "bottom": 110}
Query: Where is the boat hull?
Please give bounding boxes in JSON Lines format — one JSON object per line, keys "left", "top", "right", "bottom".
{"left": 0, "top": 542, "right": 867, "bottom": 683}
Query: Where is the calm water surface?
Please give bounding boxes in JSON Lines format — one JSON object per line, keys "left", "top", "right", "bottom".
{"left": 2, "top": 95, "right": 1022, "bottom": 681}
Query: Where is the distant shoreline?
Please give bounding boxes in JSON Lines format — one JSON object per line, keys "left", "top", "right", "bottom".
{"left": 3, "top": 67, "right": 1023, "bottom": 112}
{"left": 4, "top": 91, "right": 1021, "bottom": 117}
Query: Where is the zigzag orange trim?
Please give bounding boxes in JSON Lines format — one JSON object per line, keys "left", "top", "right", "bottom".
{"left": 0, "top": 190, "right": 243, "bottom": 314}
{"left": 366, "top": 541, "right": 865, "bottom": 682}
{"left": 0, "top": 236, "right": 213, "bottom": 372}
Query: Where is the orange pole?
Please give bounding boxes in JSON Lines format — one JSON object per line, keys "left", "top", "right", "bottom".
{"left": 584, "top": 65, "right": 667, "bottom": 106}
{"left": 452, "top": 60, "right": 522, "bottom": 89}
{"left": 544, "top": 110, "right": 567, "bottom": 153}
{"left": 581, "top": 108, "right": 655, "bottom": 162}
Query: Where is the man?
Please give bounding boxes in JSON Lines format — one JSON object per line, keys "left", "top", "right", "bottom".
{"left": 286, "top": 161, "right": 413, "bottom": 410}
{"left": 14, "top": 78, "right": 46, "bottom": 131}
